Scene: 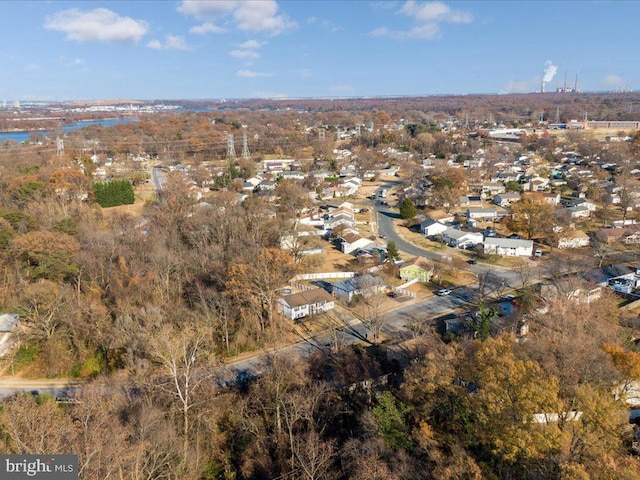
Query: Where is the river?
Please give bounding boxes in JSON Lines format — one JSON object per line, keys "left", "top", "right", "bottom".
{"left": 0, "top": 118, "right": 139, "bottom": 143}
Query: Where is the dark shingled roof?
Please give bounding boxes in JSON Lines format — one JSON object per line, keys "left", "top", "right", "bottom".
{"left": 281, "top": 288, "right": 334, "bottom": 308}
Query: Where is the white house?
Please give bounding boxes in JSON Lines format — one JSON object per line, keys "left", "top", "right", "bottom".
{"left": 483, "top": 237, "right": 533, "bottom": 257}
{"left": 339, "top": 233, "right": 374, "bottom": 254}
{"left": 278, "top": 289, "right": 335, "bottom": 320}
{"left": 324, "top": 211, "right": 356, "bottom": 231}
{"left": 567, "top": 205, "right": 592, "bottom": 219}
{"left": 467, "top": 207, "right": 498, "bottom": 220}
{"left": 557, "top": 230, "right": 590, "bottom": 249}
{"left": 420, "top": 218, "right": 448, "bottom": 237}
{"left": 333, "top": 275, "right": 386, "bottom": 301}
{"left": 493, "top": 192, "right": 521, "bottom": 207}
{"left": 441, "top": 228, "right": 484, "bottom": 249}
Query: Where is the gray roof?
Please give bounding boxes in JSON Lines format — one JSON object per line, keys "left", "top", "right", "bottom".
{"left": 442, "top": 228, "right": 482, "bottom": 240}
{"left": 484, "top": 237, "right": 533, "bottom": 249}
{"left": 333, "top": 274, "right": 386, "bottom": 293}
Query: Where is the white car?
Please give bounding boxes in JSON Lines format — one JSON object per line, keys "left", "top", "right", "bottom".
{"left": 435, "top": 289, "right": 452, "bottom": 296}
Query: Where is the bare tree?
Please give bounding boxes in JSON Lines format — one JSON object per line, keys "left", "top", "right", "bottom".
{"left": 149, "top": 323, "right": 217, "bottom": 464}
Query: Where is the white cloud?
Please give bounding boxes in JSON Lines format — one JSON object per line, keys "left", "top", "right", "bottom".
{"left": 178, "top": 1, "right": 237, "bottom": 17}
{"left": 239, "top": 39, "right": 262, "bottom": 49}
{"left": 372, "top": 1, "right": 472, "bottom": 40}
{"left": 178, "top": 0, "right": 296, "bottom": 35}
{"left": 602, "top": 74, "right": 625, "bottom": 87}
{"left": 229, "top": 49, "right": 260, "bottom": 59}
{"left": 300, "top": 69, "right": 312, "bottom": 79}
{"left": 26, "top": 63, "right": 41, "bottom": 71}
{"left": 236, "top": 69, "right": 271, "bottom": 78}
{"left": 147, "top": 34, "right": 192, "bottom": 51}
{"left": 235, "top": 1, "right": 297, "bottom": 34}
{"left": 44, "top": 8, "right": 148, "bottom": 43}
{"left": 229, "top": 39, "right": 263, "bottom": 59}
{"left": 190, "top": 22, "right": 226, "bottom": 34}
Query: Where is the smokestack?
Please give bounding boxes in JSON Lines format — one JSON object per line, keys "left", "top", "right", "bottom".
{"left": 574, "top": 71, "right": 578, "bottom": 92}
{"left": 564, "top": 71, "right": 567, "bottom": 91}
{"left": 541, "top": 81, "right": 545, "bottom": 93}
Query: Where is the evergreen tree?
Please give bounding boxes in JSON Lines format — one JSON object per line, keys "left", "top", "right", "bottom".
{"left": 93, "top": 180, "right": 135, "bottom": 207}
{"left": 385, "top": 241, "right": 400, "bottom": 262}
{"left": 399, "top": 197, "right": 418, "bottom": 220}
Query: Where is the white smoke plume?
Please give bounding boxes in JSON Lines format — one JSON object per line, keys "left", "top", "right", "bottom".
{"left": 543, "top": 60, "right": 558, "bottom": 83}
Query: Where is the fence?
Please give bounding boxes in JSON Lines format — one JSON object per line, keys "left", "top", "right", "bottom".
{"left": 393, "top": 278, "right": 418, "bottom": 298}
{"left": 292, "top": 272, "right": 355, "bottom": 281}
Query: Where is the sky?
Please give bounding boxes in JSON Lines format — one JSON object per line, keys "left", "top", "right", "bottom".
{"left": 1, "top": 1, "right": 639, "bottom": 101}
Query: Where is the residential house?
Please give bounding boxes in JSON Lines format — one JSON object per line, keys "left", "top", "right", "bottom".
{"left": 583, "top": 264, "right": 640, "bottom": 294}
{"left": 333, "top": 274, "right": 386, "bottom": 301}
{"left": 278, "top": 289, "right": 335, "bottom": 320}
{"left": 483, "top": 237, "right": 533, "bottom": 257}
{"left": 493, "top": 192, "right": 521, "bottom": 207}
{"left": 261, "top": 159, "right": 295, "bottom": 172}
{"left": 441, "top": 228, "right": 484, "bottom": 249}
{"left": 481, "top": 183, "right": 507, "bottom": 195}
{"left": 467, "top": 207, "right": 498, "bottom": 220}
{"left": 541, "top": 192, "right": 561, "bottom": 205}
{"left": 568, "top": 198, "right": 597, "bottom": 212}
{"left": 419, "top": 218, "right": 448, "bottom": 237}
{"left": 277, "top": 171, "right": 306, "bottom": 181}
{"left": 567, "top": 205, "right": 592, "bottom": 219}
{"left": 595, "top": 228, "right": 636, "bottom": 244}
{"left": 399, "top": 257, "right": 434, "bottom": 282}
{"left": 492, "top": 172, "right": 521, "bottom": 183}
{"left": 557, "top": 230, "right": 590, "bottom": 248}
{"left": 523, "top": 176, "right": 550, "bottom": 192}
{"left": 257, "top": 179, "right": 277, "bottom": 191}
{"left": 323, "top": 211, "right": 356, "bottom": 232}
{"left": 339, "top": 233, "right": 374, "bottom": 254}
{"left": 459, "top": 196, "right": 483, "bottom": 207}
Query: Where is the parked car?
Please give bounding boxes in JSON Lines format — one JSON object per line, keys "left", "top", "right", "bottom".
{"left": 387, "top": 291, "right": 399, "bottom": 298}
{"left": 467, "top": 259, "right": 477, "bottom": 265}
{"left": 435, "top": 288, "right": 453, "bottom": 296}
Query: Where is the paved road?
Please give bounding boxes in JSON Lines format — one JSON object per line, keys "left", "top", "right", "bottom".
{"left": 151, "top": 165, "right": 167, "bottom": 191}
{"left": 0, "top": 379, "right": 82, "bottom": 401}
{"left": 374, "top": 183, "right": 538, "bottom": 290}
{"left": 221, "top": 284, "right": 480, "bottom": 384}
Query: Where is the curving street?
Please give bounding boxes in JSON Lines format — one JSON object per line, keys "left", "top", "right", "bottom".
{"left": 374, "top": 183, "right": 536, "bottom": 291}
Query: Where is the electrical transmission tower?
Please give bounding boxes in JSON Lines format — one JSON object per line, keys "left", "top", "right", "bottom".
{"left": 226, "top": 133, "right": 236, "bottom": 159}
{"left": 56, "top": 137, "right": 64, "bottom": 157}
{"left": 241, "top": 125, "right": 250, "bottom": 159}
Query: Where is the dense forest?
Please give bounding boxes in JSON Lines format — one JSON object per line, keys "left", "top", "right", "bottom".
{"left": 0, "top": 94, "right": 639, "bottom": 479}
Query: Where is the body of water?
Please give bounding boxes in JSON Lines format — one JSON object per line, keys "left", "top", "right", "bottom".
{"left": 0, "top": 118, "right": 139, "bottom": 143}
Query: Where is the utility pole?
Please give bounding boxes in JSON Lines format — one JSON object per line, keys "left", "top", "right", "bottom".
{"left": 241, "top": 125, "right": 250, "bottom": 159}
{"left": 56, "top": 137, "right": 64, "bottom": 157}
{"left": 226, "top": 133, "right": 236, "bottom": 159}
